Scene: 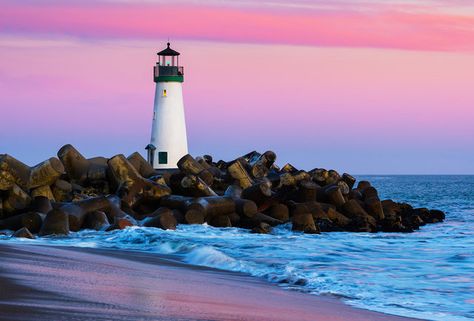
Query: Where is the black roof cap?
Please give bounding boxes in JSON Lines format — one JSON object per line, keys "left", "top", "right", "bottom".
{"left": 157, "top": 43, "right": 180, "bottom": 56}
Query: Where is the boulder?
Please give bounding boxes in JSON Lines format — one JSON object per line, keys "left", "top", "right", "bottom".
{"left": 2, "top": 184, "right": 31, "bottom": 214}
{"left": 180, "top": 175, "right": 217, "bottom": 197}
{"left": 190, "top": 196, "right": 236, "bottom": 221}
{"left": 0, "top": 212, "right": 43, "bottom": 233}
{"left": 127, "top": 152, "right": 156, "bottom": 178}
{"left": 177, "top": 154, "right": 214, "bottom": 186}
{"left": 251, "top": 222, "right": 272, "bottom": 234}
{"left": 142, "top": 208, "right": 177, "bottom": 230}
{"left": 254, "top": 212, "right": 283, "bottom": 227}
{"left": 29, "top": 157, "right": 64, "bottom": 189}
{"left": 292, "top": 213, "right": 319, "bottom": 234}
{"left": 227, "top": 159, "right": 254, "bottom": 189}
{"left": 342, "top": 200, "right": 377, "bottom": 232}
{"left": 108, "top": 154, "right": 171, "bottom": 208}
{"left": 84, "top": 210, "right": 110, "bottom": 231}
{"left": 234, "top": 199, "right": 257, "bottom": 218}
{"left": 12, "top": 227, "right": 35, "bottom": 239}
{"left": 107, "top": 215, "right": 137, "bottom": 231}
{"left": 0, "top": 154, "right": 31, "bottom": 190}
{"left": 184, "top": 209, "right": 205, "bottom": 224}
{"left": 264, "top": 203, "right": 289, "bottom": 222}
{"left": 241, "top": 180, "right": 272, "bottom": 208}
{"left": 39, "top": 209, "right": 69, "bottom": 236}
{"left": 208, "top": 215, "right": 232, "bottom": 228}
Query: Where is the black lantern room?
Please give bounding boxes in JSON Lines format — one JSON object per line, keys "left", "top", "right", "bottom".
{"left": 153, "top": 43, "right": 184, "bottom": 83}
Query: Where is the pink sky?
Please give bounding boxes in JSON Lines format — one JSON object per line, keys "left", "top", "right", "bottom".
{"left": 0, "top": 0, "right": 473, "bottom": 173}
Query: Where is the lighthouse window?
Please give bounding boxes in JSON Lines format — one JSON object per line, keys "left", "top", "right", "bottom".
{"left": 162, "top": 89, "right": 167, "bottom": 97}
{"left": 158, "top": 152, "right": 168, "bottom": 164}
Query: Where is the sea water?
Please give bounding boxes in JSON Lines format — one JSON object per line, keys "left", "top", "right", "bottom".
{"left": 1, "top": 175, "right": 473, "bottom": 321}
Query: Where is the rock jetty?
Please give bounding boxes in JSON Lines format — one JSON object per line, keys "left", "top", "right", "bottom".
{"left": 0, "top": 145, "right": 445, "bottom": 237}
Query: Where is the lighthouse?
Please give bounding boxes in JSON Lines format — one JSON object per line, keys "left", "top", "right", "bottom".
{"left": 147, "top": 43, "right": 188, "bottom": 169}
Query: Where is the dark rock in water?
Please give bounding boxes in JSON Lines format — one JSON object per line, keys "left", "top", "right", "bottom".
{"left": 234, "top": 199, "right": 258, "bottom": 218}
{"left": 264, "top": 203, "right": 289, "bottom": 222}
{"left": 12, "top": 227, "right": 35, "bottom": 239}
{"left": 292, "top": 212, "right": 320, "bottom": 234}
{"left": 171, "top": 209, "right": 185, "bottom": 224}
{"left": 365, "top": 196, "right": 385, "bottom": 221}
{"left": 107, "top": 215, "right": 137, "bottom": 231}
{"left": 251, "top": 222, "right": 272, "bottom": 234}
{"left": 323, "top": 185, "right": 346, "bottom": 208}
{"left": 0, "top": 212, "right": 43, "bottom": 233}
{"left": 325, "top": 207, "right": 351, "bottom": 229}
{"left": 184, "top": 209, "right": 205, "bottom": 225}
{"left": 342, "top": 200, "right": 376, "bottom": 232}
{"left": 208, "top": 215, "right": 232, "bottom": 228}
{"left": 357, "top": 181, "right": 371, "bottom": 190}
{"left": 57, "top": 196, "right": 122, "bottom": 232}
{"left": 241, "top": 180, "right": 272, "bottom": 208}
{"left": 429, "top": 209, "right": 446, "bottom": 222}
{"left": 190, "top": 196, "right": 236, "bottom": 220}
{"left": 255, "top": 212, "right": 283, "bottom": 227}
{"left": 142, "top": 208, "right": 177, "bottom": 230}
{"left": 405, "top": 214, "right": 424, "bottom": 230}
{"left": 408, "top": 207, "right": 445, "bottom": 225}
{"left": 227, "top": 212, "right": 241, "bottom": 226}
{"left": 39, "top": 209, "right": 69, "bottom": 236}
{"left": 413, "top": 208, "right": 434, "bottom": 223}
{"left": 84, "top": 210, "right": 110, "bottom": 231}
{"left": 316, "top": 218, "right": 336, "bottom": 232}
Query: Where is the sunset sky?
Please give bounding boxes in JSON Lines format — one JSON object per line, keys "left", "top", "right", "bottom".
{"left": 1, "top": 0, "right": 473, "bottom": 174}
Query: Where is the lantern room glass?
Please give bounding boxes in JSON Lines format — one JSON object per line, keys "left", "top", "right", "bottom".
{"left": 160, "top": 55, "right": 179, "bottom": 67}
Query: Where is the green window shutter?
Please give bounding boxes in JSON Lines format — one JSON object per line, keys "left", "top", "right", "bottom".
{"left": 158, "top": 152, "right": 168, "bottom": 164}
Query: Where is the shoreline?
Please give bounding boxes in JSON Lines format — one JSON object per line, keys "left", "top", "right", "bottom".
{"left": 0, "top": 243, "right": 423, "bottom": 321}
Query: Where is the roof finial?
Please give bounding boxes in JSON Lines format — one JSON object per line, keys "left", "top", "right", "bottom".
{"left": 167, "top": 37, "right": 170, "bottom": 48}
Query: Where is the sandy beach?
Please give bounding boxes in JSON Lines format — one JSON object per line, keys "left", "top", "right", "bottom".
{"left": 0, "top": 244, "right": 422, "bottom": 321}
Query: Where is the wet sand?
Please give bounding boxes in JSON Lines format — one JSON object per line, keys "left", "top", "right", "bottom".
{"left": 0, "top": 244, "right": 422, "bottom": 321}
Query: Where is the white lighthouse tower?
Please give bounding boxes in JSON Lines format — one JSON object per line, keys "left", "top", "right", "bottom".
{"left": 147, "top": 43, "right": 188, "bottom": 169}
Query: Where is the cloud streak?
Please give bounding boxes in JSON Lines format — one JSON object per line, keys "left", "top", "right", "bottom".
{"left": 1, "top": 1, "right": 474, "bottom": 51}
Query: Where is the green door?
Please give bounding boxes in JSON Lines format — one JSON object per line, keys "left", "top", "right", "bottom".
{"left": 158, "top": 151, "right": 168, "bottom": 164}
